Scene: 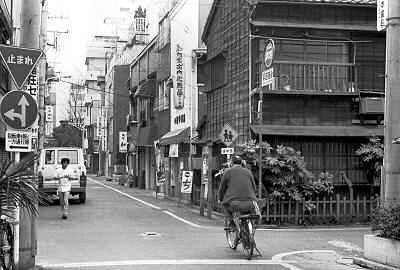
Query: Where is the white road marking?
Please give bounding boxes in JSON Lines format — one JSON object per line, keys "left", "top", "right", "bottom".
{"left": 88, "top": 178, "right": 161, "bottom": 210}
{"left": 40, "top": 259, "right": 294, "bottom": 268}
{"left": 328, "top": 240, "right": 363, "bottom": 252}
{"left": 258, "top": 227, "right": 370, "bottom": 232}
{"left": 272, "top": 250, "right": 336, "bottom": 261}
{"left": 88, "top": 178, "right": 213, "bottom": 229}
{"left": 88, "top": 178, "right": 370, "bottom": 233}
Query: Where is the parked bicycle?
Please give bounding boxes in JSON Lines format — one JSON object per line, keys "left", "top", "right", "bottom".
{"left": 224, "top": 198, "right": 266, "bottom": 260}
{"left": 0, "top": 211, "right": 14, "bottom": 270}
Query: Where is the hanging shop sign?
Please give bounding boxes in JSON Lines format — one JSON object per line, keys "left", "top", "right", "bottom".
{"left": 264, "top": 39, "right": 275, "bottom": 68}
{"left": 174, "top": 44, "right": 184, "bottom": 109}
{"left": 169, "top": 143, "right": 179, "bottom": 157}
{"left": 119, "top": 131, "right": 128, "bottom": 153}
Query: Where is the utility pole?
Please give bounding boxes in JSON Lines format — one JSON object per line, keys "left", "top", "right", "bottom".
{"left": 39, "top": 0, "right": 48, "bottom": 150}
{"left": 384, "top": 0, "right": 400, "bottom": 202}
{"left": 18, "top": 1, "right": 41, "bottom": 269}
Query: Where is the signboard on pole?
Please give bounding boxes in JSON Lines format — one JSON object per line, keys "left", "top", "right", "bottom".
{"left": 377, "top": 0, "right": 388, "bottom": 31}
{"left": 221, "top": 148, "right": 234, "bottom": 155}
{"left": 45, "top": 105, "right": 53, "bottom": 122}
{"left": 119, "top": 131, "right": 127, "bottom": 153}
{"left": 181, "top": 171, "right": 193, "bottom": 194}
{"left": 0, "top": 90, "right": 38, "bottom": 130}
{"left": 261, "top": 68, "right": 274, "bottom": 88}
{"left": 0, "top": 45, "right": 42, "bottom": 89}
{"left": 219, "top": 123, "right": 239, "bottom": 147}
{"left": 5, "top": 130, "right": 32, "bottom": 152}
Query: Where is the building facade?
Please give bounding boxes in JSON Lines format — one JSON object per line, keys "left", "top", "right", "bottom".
{"left": 201, "top": 0, "right": 384, "bottom": 203}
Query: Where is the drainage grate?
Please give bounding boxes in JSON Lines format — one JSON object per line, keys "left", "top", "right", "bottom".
{"left": 141, "top": 232, "right": 161, "bottom": 237}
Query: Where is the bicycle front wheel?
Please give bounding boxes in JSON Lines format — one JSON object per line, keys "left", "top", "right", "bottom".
{"left": 241, "top": 219, "right": 254, "bottom": 260}
{"left": 225, "top": 221, "right": 238, "bottom": 250}
{"left": 0, "top": 223, "right": 13, "bottom": 270}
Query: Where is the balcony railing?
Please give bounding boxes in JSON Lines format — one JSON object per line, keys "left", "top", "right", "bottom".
{"left": 255, "top": 61, "right": 357, "bottom": 94}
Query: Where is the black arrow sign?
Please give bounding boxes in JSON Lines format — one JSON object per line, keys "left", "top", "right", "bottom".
{"left": 9, "top": 145, "right": 29, "bottom": 149}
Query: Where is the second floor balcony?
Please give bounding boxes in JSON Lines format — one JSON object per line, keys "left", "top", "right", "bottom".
{"left": 255, "top": 61, "right": 357, "bottom": 95}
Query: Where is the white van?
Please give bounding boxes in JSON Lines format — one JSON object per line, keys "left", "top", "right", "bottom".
{"left": 38, "top": 147, "right": 87, "bottom": 203}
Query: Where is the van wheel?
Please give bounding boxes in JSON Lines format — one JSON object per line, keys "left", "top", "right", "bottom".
{"left": 79, "top": 193, "right": 86, "bottom": 204}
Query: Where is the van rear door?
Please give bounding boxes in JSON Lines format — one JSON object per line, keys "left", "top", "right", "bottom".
{"left": 57, "top": 149, "right": 81, "bottom": 187}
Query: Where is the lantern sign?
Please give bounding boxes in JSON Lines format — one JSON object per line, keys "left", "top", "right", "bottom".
{"left": 174, "top": 44, "right": 184, "bottom": 109}
{"left": 264, "top": 39, "right": 275, "bottom": 68}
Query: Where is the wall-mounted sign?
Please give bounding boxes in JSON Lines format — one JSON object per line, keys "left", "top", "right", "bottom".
{"left": 174, "top": 44, "right": 184, "bottom": 109}
{"left": 377, "top": 0, "right": 388, "bottom": 31}
{"left": 169, "top": 143, "right": 179, "bottom": 157}
{"left": 45, "top": 105, "right": 53, "bottom": 122}
{"left": 119, "top": 131, "right": 127, "bottom": 153}
{"left": 264, "top": 39, "right": 275, "bottom": 68}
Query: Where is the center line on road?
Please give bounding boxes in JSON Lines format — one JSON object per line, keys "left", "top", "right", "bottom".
{"left": 88, "top": 178, "right": 215, "bottom": 229}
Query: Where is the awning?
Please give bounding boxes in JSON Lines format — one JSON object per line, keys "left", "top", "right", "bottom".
{"left": 250, "top": 125, "right": 384, "bottom": 137}
{"left": 134, "top": 78, "right": 156, "bottom": 98}
{"left": 137, "top": 125, "right": 159, "bottom": 146}
{"left": 160, "top": 127, "right": 190, "bottom": 145}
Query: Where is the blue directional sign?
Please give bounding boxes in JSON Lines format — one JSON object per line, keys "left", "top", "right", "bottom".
{"left": 0, "top": 91, "right": 38, "bottom": 130}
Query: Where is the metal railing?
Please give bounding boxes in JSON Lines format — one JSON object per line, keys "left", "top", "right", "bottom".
{"left": 256, "top": 61, "right": 357, "bottom": 94}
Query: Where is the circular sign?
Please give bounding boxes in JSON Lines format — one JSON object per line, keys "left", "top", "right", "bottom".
{"left": 0, "top": 90, "right": 38, "bottom": 130}
{"left": 264, "top": 39, "right": 275, "bottom": 68}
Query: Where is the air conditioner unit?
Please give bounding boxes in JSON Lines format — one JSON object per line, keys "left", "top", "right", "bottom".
{"left": 359, "top": 97, "right": 384, "bottom": 115}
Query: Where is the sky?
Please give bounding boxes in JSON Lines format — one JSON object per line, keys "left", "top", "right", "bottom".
{"left": 47, "top": 0, "right": 169, "bottom": 124}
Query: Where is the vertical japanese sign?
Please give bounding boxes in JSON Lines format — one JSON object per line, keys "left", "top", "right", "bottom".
{"left": 119, "top": 131, "right": 127, "bottom": 153}
{"left": 154, "top": 140, "right": 165, "bottom": 185}
{"left": 377, "top": 0, "right": 388, "bottom": 31}
{"left": 45, "top": 106, "right": 53, "bottom": 122}
{"left": 174, "top": 44, "right": 184, "bottom": 109}
{"left": 169, "top": 143, "right": 179, "bottom": 157}
{"left": 181, "top": 171, "right": 193, "bottom": 194}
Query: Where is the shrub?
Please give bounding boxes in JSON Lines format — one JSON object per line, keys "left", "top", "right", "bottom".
{"left": 371, "top": 201, "right": 400, "bottom": 240}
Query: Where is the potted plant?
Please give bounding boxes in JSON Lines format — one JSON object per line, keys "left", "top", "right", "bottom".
{"left": 361, "top": 201, "right": 400, "bottom": 268}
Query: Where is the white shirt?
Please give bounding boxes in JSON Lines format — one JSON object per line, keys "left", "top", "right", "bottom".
{"left": 54, "top": 166, "right": 73, "bottom": 192}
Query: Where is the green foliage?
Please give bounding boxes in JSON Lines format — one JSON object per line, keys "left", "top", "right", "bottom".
{"left": 226, "top": 140, "right": 335, "bottom": 202}
{"left": 52, "top": 123, "right": 82, "bottom": 147}
{"left": 355, "top": 136, "right": 383, "bottom": 181}
{"left": 371, "top": 200, "right": 400, "bottom": 240}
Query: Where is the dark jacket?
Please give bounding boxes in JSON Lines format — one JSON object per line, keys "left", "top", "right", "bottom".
{"left": 218, "top": 165, "right": 257, "bottom": 205}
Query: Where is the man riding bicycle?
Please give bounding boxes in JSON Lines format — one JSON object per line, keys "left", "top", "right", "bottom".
{"left": 218, "top": 155, "right": 257, "bottom": 228}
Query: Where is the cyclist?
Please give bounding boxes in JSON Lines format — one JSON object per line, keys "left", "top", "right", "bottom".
{"left": 218, "top": 155, "right": 257, "bottom": 228}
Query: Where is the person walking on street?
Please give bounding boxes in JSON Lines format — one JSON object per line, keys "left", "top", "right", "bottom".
{"left": 218, "top": 155, "right": 257, "bottom": 228}
{"left": 54, "top": 158, "right": 75, "bottom": 219}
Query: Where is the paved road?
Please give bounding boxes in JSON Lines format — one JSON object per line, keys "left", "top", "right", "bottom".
{"left": 35, "top": 176, "right": 370, "bottom": 270}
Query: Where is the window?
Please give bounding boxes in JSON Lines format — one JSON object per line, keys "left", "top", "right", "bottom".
{"left": 45, "top": 150, "right": 55, "bottom": 164}
{"left": 276, "top": 40, "right": 348, "bottom": 63}
{"left": 158, "top": 80, "right": 170, "bottom": 111}
{"left": 210, "top": 55, "right": 226, "bottom": 90}
{"left": 136, "top": 18, "right": 146, "bottom": 33}
{"left": 57, "top": 150, "right": 79, "bottom": 164}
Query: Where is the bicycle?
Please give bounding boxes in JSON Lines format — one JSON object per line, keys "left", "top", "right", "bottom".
{"left": 0, "top": 211, "right": 14, "bottom": 270}
{"left": 224, "top": 199, "right": 266, "bottom": 260}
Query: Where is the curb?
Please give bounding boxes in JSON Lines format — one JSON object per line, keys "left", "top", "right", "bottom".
{"left": 353, "top": 257, "right": 400, "bottom": 270}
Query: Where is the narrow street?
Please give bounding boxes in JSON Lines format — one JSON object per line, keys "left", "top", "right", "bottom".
{"left": 36, "top": 176, "right": 370, "bottom": 270}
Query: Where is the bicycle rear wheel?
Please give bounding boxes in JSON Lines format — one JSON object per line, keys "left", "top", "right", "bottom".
{"left": 0, "top": 222, "right": 13, "bottom": 270}
{"left": 241, "top": 219, "right": 254, "bottom": 260}
{"left": 225, "top": 220, "right": 238, "bottom": 250}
